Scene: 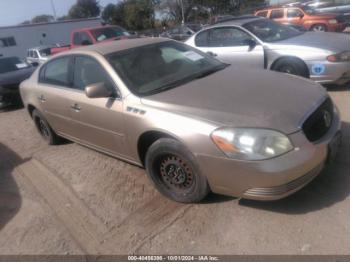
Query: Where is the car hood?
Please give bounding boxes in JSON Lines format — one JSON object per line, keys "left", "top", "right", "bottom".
{"left": 268, "top": 32, "right": 350, "bottom": 52}
{"left": 141, "top": 67, "right": 327, "bottom": 134}
{"left": 307, "top": 12, "right": 338, "bottom": 19}
{"left": 0, "top": 67, "right": 35, "bottom": 86}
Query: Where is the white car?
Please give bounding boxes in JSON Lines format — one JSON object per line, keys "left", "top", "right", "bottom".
{"left": 26, "top": 46, "right": 52, "bottom": 66}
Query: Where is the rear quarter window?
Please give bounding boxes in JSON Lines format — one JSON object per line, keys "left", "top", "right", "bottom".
{"left": 39, "top": 57, "right": 71, "bottom": 86}
{"left": 195, "top": 30, "right": 209, "bottom": 47}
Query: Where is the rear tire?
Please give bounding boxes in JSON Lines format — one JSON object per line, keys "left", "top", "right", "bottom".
{"left": 311, "top": 24, "right": 327, "bottom": 32}
{"left": 145, "top": 138, "right": 210, "bottom": 203}
{"left": 32, "top": 109, "right": 61, "bottom": 145}
{"left": 272, "top": 58, "right": 309, "bottom": 78}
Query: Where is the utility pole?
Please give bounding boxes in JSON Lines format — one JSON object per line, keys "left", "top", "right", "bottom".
{"left": 50, "top": 0, "right": 57, "bottom": 21}
{"left": 180, "top": 0, "right": 185, "bottom": 24}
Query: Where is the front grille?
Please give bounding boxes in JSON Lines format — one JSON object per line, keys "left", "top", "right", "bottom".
{"left": 302, "top": 97, "right": 334, "bottom": 142}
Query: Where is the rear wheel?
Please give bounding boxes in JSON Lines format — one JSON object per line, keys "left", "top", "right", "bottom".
{"left": 311, "top": 24, "right": 327, "bottom": 32}
{"left": 145, "top": 138, "right": 210, "bottom": 203}
{"left": 32, "top": 109, "right": 61, "bottom": 145}
{"left": 272, "top": 58, "right": 309, "bottom": 78}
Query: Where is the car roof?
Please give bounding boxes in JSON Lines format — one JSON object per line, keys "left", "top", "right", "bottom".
{"left": 66, "top": 37, "right": 170, "bottom": 56}
{"left": 212, "top": 16, "right": 264, "bottom": 27}
{"left": 72, "top": 25, "right": 124, "bottom": 33}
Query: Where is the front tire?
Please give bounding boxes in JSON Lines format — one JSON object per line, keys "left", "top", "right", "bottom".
{"left": 311, "top": 24, "right": 327, "bottom": 32}
{"left": 145, "top": 138, "right": 210, "bottom": 203}
{"left": 272, "top": 58, "right": 309, "bottom": 78}
{"left": 32, "top": 109, "right": 61, "bottom": 145}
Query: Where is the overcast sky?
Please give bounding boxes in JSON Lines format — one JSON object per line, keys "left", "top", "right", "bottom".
{"left": 0, "top": 0, "right": 118, "bottom": 26}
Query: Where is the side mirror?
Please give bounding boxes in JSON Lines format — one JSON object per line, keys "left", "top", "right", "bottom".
{"left": 299, "top": 13, "right": 304, "bottom": 19}
{"left": 85, "top": 82, "right": 113, "bottom": 98}
{"left": 244, "top": 39, "right": 257, "bottom": 51}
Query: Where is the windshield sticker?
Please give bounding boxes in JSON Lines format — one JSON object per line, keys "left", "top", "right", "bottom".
{"left": 183, "top": 51, "right": 204, "bottom": 61}
{"left": 16, "top": 63, "right": 28, "bottom": 69}
{"left": 311, "top": 64, "right": 325, "bottom": 75}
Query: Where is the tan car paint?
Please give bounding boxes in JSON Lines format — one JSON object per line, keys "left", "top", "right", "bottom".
{"left": 20, "top": 38, "right": 341, "bottom": 200}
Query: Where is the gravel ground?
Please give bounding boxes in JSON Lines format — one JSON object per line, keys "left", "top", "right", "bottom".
{"left": 0, "top": 84, "right": 349, "bottom": 255}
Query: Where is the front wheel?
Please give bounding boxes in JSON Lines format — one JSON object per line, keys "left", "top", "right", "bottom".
{"left": 145, "top": 138, "right": 210, "bottom": 203}
{"left": 311, "top": 24, "right": 327, "bottom": 32}
{"left": 272, "top": 58, "right": 309, "bottom": 78}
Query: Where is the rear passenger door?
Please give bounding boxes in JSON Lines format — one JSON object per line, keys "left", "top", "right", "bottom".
{"left": 36, "top": 56, "right": 76, "bottom": 136}
{"left": 67, "top": 55, "right": 129, "bottom": 157}
{"left": 286, "top": 8, "right": 304, "bottom": 26}
{"left": 193, "top": 27, "right": 264, "bottom": 68}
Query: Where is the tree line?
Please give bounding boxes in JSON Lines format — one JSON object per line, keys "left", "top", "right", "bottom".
{"left": 24, "top": 0, "right": 267, "bottom": 30}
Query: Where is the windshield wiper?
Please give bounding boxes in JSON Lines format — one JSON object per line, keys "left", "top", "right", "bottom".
{"left": 194, "top": 64, "right": 228, "bottom": 79}
{"left": 142, "top": 64, "right": 229, "bottom": 96}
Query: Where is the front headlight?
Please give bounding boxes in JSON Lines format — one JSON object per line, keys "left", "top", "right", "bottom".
{"left": 211, "top": 128, "right": 294, "bottom": 161}
{"left": 327, "top": 51, "right": 350, "bottom": 62}
{"left": 328, "top": 19, "right": 338, "bottom": 24}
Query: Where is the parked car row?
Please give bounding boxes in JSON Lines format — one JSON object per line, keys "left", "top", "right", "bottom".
{"left": 2, "top": 15, "right": 346, "bottom": 203}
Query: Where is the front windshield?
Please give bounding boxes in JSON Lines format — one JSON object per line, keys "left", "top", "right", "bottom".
{"left": 106, "top": 41, "right": 226, "bottom": 96}
{"left": 91, "top": 27, "right": 130, "bottom": 42}
{"left": 0, "top": 57, "right": 30, "bottom": 74}
{"left": 243, "top": 19, "right": 304, "bottom": 42}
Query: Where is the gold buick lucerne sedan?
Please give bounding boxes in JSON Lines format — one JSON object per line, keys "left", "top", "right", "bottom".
{"left": 20, "top": 38, "right": 342, "bottom": 203}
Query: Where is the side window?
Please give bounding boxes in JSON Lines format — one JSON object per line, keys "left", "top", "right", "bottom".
{"left": 287, "top": 8, "right": 303, "bottom": 18}
{"left": 80, "top": 32, "right": 93, "bottom": 45}
{"left": 195, "top": 30, "right": 209, "bottom": 47}
{"left": 209, "top": 27, "right": 254, "bottom": 47}
{"left": 270, "top": 9, "right": 284, "bottom": 19}
{"left": 73, "top": 33, "right": 81, "bottom": 45}
{"left": 73, "top": 56, "right": 114, "bottom": 92}
{"left": 33, "top": 51, "right": 39, "bottom": 58}
{"left": 257, "top": 11, "right": 268, "bottom": 17}
{"left": 40, "top": 57, "right": 71, "bottom": 86}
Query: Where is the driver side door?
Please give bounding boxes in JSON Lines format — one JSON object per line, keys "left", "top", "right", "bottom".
{"left": 193, "top": 27, "right": 264, "bottom": 68}
{"left": 67, "top": 55, "right": 130, "bottom": 157}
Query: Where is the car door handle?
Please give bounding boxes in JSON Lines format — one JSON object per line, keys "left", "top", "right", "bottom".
{"left": 71, "top": 103, "right": 82, "bottom": 112}
{"left": 37, "top": 94, "right": 46, "bottom": 102}
{"left": 207, "top": 51, "right": 217, "bottom": 57}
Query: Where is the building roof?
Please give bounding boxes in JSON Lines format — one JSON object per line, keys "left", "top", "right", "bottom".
{"left": 0, "top": 17, "right": 101, "bottom": 30}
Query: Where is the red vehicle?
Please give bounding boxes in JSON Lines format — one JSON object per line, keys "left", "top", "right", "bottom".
{"left": 255, "top": 6, "right": 347, "bottom": 32}
{"left": 51, "top": 25, "right": 132, "bottom": 55}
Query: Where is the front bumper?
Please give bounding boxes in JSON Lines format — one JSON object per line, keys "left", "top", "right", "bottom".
{"left": 196, "top": 108, "right": 341, "bottom": 201}
{"left": 307, "top": 61, "right": 350, "bottom": 86}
